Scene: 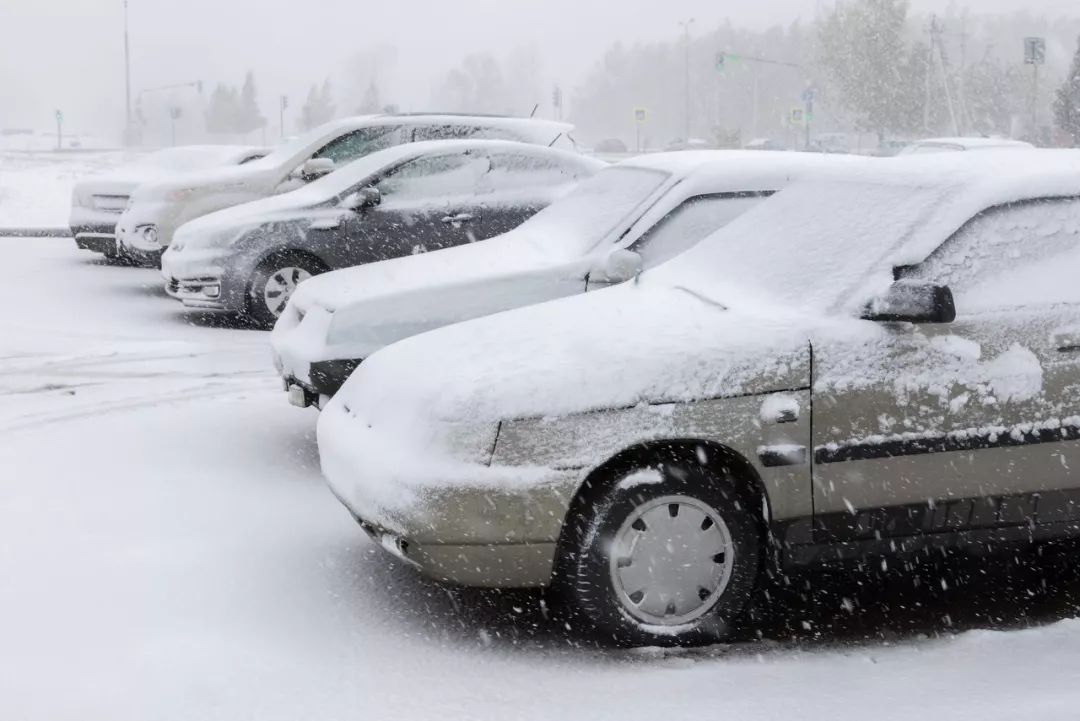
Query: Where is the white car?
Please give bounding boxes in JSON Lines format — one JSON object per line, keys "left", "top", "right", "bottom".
{"left": 271, "top": 150, "right": 868, "bottom": 407}
{"left": 898, "top": 137, "right": 1034, "bottom": 155}
{"left": 316, "top": 149, "right": 1080, "bottom": 646}
{"left": 114, "top": 114, "right": 573, "bottom": 265}
{"left": 68, "top": 145, "right": 268, "bottom": 258}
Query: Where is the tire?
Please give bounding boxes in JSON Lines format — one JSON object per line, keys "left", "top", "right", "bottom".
{"left": 245, "top": 253, "right": 326, "bottom": 329}
{"left": 556, "top": 462, "right": 762, "bottom": 647}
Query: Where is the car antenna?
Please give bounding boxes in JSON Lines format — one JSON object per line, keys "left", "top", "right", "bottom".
{"left": 529, "top": 103, "right": 539, "bottom": 118}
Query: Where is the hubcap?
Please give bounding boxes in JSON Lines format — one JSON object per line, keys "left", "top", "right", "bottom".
{"left": 609, "top": 493, "right": 734, "bottom": 626}
{"left": 263, "top": 266, "right": 311, "bottom": 317}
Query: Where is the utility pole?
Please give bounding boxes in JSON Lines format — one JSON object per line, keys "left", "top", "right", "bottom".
{"left": 1024, "top": 37, "right": 1046, "bottom": 139}
{"left": 679, "top": 18, "right": 694, "bottom": 141}
{"left": 279, "top": 95, "right": 288, "bottom": 140}
{"left": 123, "top": 0, "right": 132, "bottom": 145}
{"left": 924, "top": 15, "right": 937, "bottom": 133}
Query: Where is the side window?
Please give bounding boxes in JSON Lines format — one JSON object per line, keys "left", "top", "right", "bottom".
{"left": 312, "top": 126, "right": 403, "bottom": 164}
{"left": 905, "top": 197, "right": 1080, "bottom": 312}
{"left": 411, "top": 124, "right": 481, "bottom": 142}
{"left": 477, "top": 153, "right": 582, "bottom": 194}
{"left": 629, "top": 193, "right": 772, "bottom": 268}
{"left": 374, "top": 152, "right": 491, "bottom": 202}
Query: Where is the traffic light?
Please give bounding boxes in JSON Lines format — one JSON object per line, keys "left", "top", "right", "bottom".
{"left": 715, "top": 52, "right": 726, "bottom": 71}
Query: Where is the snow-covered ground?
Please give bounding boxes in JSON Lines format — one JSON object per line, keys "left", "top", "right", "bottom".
{"left": 4, "top": 236, "right": 1080, "bottom": 720}
{"left": 0, "top": 150, "right": 137, "bottom": 230}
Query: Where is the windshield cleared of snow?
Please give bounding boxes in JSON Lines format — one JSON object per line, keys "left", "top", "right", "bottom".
{"left": 513, "top": 166, "right": 669, "bottom": 259}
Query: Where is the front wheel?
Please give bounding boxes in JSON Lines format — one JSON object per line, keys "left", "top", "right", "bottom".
{"left": 245, "top": 254, "right": 325, "bottom": 329}
{"left": 557, "top": 462, "right": 762, "bottom": 646}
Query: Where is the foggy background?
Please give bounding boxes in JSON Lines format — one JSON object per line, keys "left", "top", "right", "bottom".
{"left": 2, "top": 0, "right": 1079, "bottom": 148}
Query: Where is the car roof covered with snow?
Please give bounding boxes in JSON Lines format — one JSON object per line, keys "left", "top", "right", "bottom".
{"left": 649, "top": 148, "right": 1080, "bottom": 315}
{"left": 900, "top": 137, "right": 1034, "bottom": 154}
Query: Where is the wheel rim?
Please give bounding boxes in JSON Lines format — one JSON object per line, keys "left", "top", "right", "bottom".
{"left": 262, "top": 266, "right": 311, "bottom": 317}
{"left": 608, "top": 493, "right": 734, "bottom": 627}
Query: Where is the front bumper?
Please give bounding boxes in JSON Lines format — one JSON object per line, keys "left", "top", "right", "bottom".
{"left": 161, "top": 246, "right": 247, "bottom": 312}
{"left": 69, "top": 208, "right": 120, "bottom": 256}
{"left": 278, "top": 358, "right": 361, "bottom": 408}
{"left": 317, "top": 399, "right": 580, "bottom": 588}
{"left": 72, "top": 230, "right": 118, "bottom": 256}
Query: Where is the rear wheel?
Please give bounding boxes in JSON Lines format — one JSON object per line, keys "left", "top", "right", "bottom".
{"left": 557, "top": 462, "right": 761, "bottom": 646}
{"left": 245, "top": 253, "right": 325, "bottom": 329}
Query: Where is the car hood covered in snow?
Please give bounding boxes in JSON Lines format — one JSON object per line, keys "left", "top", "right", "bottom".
{"left": 72, "top": 145, "right": 267, "bottom": 200}
{"left": 326, "top": 277, "right": 814, "bottom": 439}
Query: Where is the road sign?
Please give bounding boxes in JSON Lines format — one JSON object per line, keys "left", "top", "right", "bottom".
{"left": 789, "top": 107, "right": 805, "bottom": 125}
{"left": 634, "top": 107, "right": 648, "bottom": 123}
{"left": 1024, "top": 37, "right": 1046, "bottom": 65}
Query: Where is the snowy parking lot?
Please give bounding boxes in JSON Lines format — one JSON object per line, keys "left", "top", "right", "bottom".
{"left": 4, "top": 235, "right": 1080, "bottom": 720}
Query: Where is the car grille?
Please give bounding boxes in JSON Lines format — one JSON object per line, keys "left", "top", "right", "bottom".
{"left": 167, "top": 278, "right": 180, "bottom": 293}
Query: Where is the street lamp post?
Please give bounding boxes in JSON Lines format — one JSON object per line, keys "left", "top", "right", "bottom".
{"left": 123, "top": 0, "right": 132, "bottom": 144}
{"left": 679, "top": 18, "right": 694, "bottom": 142}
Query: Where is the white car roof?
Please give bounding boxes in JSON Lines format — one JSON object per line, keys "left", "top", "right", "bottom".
{"left": 649, "top": 148, "right": 1080, "bottom": 314}
{"left": 908, "top": 137, "right": 1034, "bottom": 150}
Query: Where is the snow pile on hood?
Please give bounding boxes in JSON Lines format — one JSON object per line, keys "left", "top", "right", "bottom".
{"left": 327, "top": 278, "right": 812, "bottom": 439}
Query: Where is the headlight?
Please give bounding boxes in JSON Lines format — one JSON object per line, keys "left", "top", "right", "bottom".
{"left": 170, "top": 240, "right": 185, "bottom": 253}
{"left": 142, "top": 226, "right": 159, "bottom": 244}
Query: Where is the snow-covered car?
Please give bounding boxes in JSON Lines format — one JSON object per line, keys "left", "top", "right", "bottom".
{"left": 161, "top": 140, "right": 601, "bottom": 328}
{"left": 271, "top": 151, "right": 868, "bottom": 407}
{"left": 318, "top": 149, "right": 1080, "bottom": 646}
{"left": 898, "top": 137, "right": 1034, "bottom": 155}
{"left": 68, "top": 145, "right": 268, "bottom": 258}
{"left": 114, "top": 114, "right": 573, "bottom": 265}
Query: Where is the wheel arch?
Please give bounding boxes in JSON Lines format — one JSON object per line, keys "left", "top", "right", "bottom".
{"left": 552, "top": 438, "right": 773, "bottom": 583}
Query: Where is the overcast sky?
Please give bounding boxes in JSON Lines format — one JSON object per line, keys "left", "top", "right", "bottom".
{"left": 2, "top": 0, "right": 1078, "bottom": 140}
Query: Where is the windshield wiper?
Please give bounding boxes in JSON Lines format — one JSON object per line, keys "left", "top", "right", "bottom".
{"left": 671, "top": 285, "right": 728, "bottom": 311}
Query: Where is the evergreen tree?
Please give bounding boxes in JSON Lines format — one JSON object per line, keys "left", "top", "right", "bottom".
{"left": 1054, "top": 37, "right": 1080, "bottom": 146}
{"left": 357, "top": 79, "right": 381, "bottom": 114}
{"left": 205, "top": 83, "right": 240, "bottom": 134}
{"left": 237, "top": 70, "right": 266, "bottom": 134}
{"left": 816, "top": 0, "right": 917, "bottom": 142}
{"left": 299, "top": 79, "right": 336, "bottom": 130}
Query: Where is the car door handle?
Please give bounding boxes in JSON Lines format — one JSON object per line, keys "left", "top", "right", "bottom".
{"left": 441, "top": 213, "right": 475, "bottom": 224}
{"left": 1052, "top": 327, "right": 1080, "bottom": 352}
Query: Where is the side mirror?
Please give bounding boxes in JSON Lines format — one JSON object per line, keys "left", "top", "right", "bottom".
{"left": 340, "top": 186, "right": 381, "bottom": 211}
{"left": 863, "top": 280, "right": 956, "bottom": 323}
{"left": 597, "top": 248, "right": 644, "bottom": 283}
{"left": 300, "top": 158, "right": 335, "bottom": 180}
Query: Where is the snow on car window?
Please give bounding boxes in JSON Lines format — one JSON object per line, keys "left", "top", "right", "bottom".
{"left": 478, "top": 153, "right": 584, "bottom": 194}
{"left": 905, "top": 197, "right": 1080, "bottom": 312}
{"left": 312, "top": 126, "right": 402, "bottom": 164}
{"left": 655, "top": 179, "right": 957, "bottom": 312}
{"left": 513, "top": 166, "right": 669, "bottom": 259}
{"left": 630, "top": 193, "right": 769, "bottom": 269}
{"left": 376, "top": 153, "right": 490, "bottom": 202}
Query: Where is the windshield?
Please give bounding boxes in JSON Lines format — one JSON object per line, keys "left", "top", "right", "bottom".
{"left": 514, "top": 166, "right": 669, "bottom": 259}
{"left": 655, "top": 179, "right": 959, "bottom": 311}
{"left": 242, "top": 122, "right": 360, "bottom": 171}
